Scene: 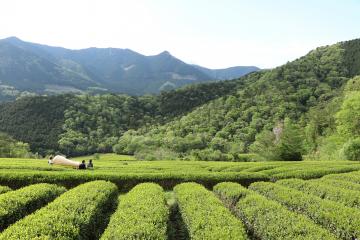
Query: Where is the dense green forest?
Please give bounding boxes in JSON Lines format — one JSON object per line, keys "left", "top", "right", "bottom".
{"left": 0, "top": 80, "right": 236, "bottom": 156}
{"left": 0, "top": 38, "right": 359, "bottom": 161}
{"left": 114, "top": 39, "right": 360, "bottom": 161}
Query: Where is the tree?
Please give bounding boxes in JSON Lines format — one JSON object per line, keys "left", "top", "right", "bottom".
{"left": 341, "top": 138, "right": 360, "bottom": 161}
{"left": 277, "top": 118, "right": 305, "bottom": 161}
{"left": 249, "top": 130, "right": 278, "bottom": 160}
{"left": 0, "top": 132, "right": 31, "bottom": 158}
{"left": 336, "top": 91, "right": 360, "bottom": 137}
{"left": 250, "top": 119, "right": 304, "bottom": 161}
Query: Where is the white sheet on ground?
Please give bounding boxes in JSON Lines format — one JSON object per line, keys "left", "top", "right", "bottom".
{"left": 52, "top": 155, "right": 80, "bottom": 167}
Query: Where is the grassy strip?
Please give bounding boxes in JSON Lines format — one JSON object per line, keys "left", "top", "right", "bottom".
{"left": 0, "top": 181, "right": 118, "bottom": 240}
{"left": 174, "top": 182, "right": 248, "bottom": 240}
{"left": 0, "top": 183, "right": 65, "bottom": 231}
{"left": 101, "top": 183, "right": 168, "bottom": 240}
{"left": 278, "top": 178, "right": 360, "bottom": 208}
{"left": 214, "top": 182, "right": 336, "bottom": 240}
{"left": 0, "top": 170, "right": 268, "bottom": 191}
{"left": 250, "top": 181, "right": 360, "bottom": 239}
{"left": 0, "top": 186, "right": 11, "bottom": 195}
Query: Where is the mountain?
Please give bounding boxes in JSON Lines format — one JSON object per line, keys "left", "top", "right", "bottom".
{"left": 0, "top": 37, "right": 259, "bottom": 100}
{"left": 193, "top": 65, "right": 259, "bottom": 80}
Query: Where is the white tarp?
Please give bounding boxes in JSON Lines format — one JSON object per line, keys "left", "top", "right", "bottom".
{"left": 50, "top": 155, "right": 80, "bottom": 167}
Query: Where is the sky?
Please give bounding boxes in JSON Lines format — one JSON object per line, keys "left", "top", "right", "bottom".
{"left": 0, "top": 0, "right": 359, "bottom": 69}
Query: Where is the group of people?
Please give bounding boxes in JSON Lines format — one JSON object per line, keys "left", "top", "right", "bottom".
{"left": 79, "top": 159, "right": 93, "bottom": 170}
{"left": 48, "top": 155, "right": 94, "bottom": 170}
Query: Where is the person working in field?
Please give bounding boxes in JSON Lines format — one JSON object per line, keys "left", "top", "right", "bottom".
{"left": 87, "top": 159, "right": 94, "bottom": 169}
{"left": 78, "top": 160, "right": 86, "bottom": 170}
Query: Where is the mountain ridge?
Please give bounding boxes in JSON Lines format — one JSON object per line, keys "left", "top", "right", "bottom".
{"left": 0, "top": 37, "right": 259, "bottom": 100}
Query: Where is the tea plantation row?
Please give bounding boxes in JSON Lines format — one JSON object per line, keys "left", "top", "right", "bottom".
{"left": 0, "top": 169, "right": 360, "bottom": 239}
{"left": 0, "top": 158, "right": 360, "bottom": 191}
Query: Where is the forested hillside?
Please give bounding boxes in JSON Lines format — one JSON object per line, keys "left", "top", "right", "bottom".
{"left": 0, "top": 95, "right": 72, "bottom": 154}
{"left": 0, "top": 38, "right": 359, "bottom": 160}
{"left": 0, "top": 80, "right": 237, "bottom": 155}
{"left": 114, "top": 39, "right": 360, "bottom": 160}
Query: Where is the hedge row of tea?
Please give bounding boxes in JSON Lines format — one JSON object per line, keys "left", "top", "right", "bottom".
{"left": 0, "top": 186, "right": 11, "bottom": 194}
{"left": 0, "top": 183, "right": 65, "bottom": 231}
{"left": 0, "top": 181, "right": 118, "bottom": 240}
{"left": 101, "top": 183, "right": 168, "bottom": 240}
{"left": 1, "top": 158, "right": 360, "bottom": 190}
{"left": 0, "top": 169, "right": 268, "bottom": 190}
{"left": 174, "top": 182, "right": 248, "bottom": 239}
{"left": 213, "top": 182, "right": 336, "bottom": 240}
{"left": 1, "top": 170, "right": 360, "bottom": 239}
{"left": 0, "top": 181, "right": 251, "bottom": 239}
{"left": 250, "top": 182, "right": 360, "bottom": 239}
{"left": 277, "top": 178, "right": 360, "bottom": 208}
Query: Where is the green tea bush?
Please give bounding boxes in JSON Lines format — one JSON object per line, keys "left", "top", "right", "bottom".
{"left": 324, "top": 171, "right": 360, "bottom": 184}
{"left": 0, "top": 181, "right": 118, "bottom": 240}
{"left": 174, "top": 182, "right": 248, "bottom": 240}
{"left": 101, "top": 183, "right": 168, "bottom": 240}
{"left": 250, "top": 181, "right": 360, "bottom": 239}
{"left": 0, "top": 186, "right": 11, "bottom": 194}
{"left": 214, "top": 182, "right": 336, "bottom": 240}
{"left": 0, "top": 183, "right": 65, "bottom": 231}
{"left": 0, "top": 170, "right": 268, "bottom": 191}
{"left": 278, "top": 178, "right": 360, "bottom": 208}
{"left": 270, "top": 166, "right": 360, "bottom": 180}
{"left": 318, "top": 178, "right": 360, "bottom": 192}
{"left": 213, "top": 182, "right": 251, "bottom": 206}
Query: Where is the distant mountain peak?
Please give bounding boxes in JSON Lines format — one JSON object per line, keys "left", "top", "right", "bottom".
{"left": 1, "top": 36, "right": 23, "bottom": 44}
{"left": 156, "top": 51, "right": 173, "bottom": 57}
{"left": 0, "top": 36, "right": 260, "bottom": 99}
{"left": 159, "top": 50, "right": 171, "bottom": 55}
{"left": 4, "top": 36, "right": 21, "bottom": 41}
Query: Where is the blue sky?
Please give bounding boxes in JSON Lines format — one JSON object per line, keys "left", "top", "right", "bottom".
{"left": 0, "top": 0, "right": 359, "bottom": 68}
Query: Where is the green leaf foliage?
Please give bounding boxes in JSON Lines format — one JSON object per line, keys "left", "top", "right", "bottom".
{"left": 249, "top": 181, "right": 360, "bottom": 239}
{"left": 0, "top": 186, "right": 11, "bottom": 195}
{"left": 174, "top": 182, "right": 248, "bottom": 240}
{"left": 214, "top": 182, "right": 336, "bottom": 240}
{"left": 0, "top": 132, "right": 31, "bottom": 158}
{"left": 277, "top": 178, "right": 360, "bottom": 208}
{"left": 0, "top": 183, "right": 66, "bottom": 231}
{"left": 101, "top": 183, "right": 168, "bottom": 240}
{"left": 336, "top": 91, "right": 360, "bottom": 137}
{"left": 0, "top": 181, "right": 118, "bottom": 240}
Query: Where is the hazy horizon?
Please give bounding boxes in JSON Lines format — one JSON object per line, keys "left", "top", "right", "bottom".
{"left": 0, "top": 0, "right": 359, "bottom": 69}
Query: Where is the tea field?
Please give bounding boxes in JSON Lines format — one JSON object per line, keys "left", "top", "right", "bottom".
{"left": 0, "top": 156, "right": 360, "bottom": 239}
